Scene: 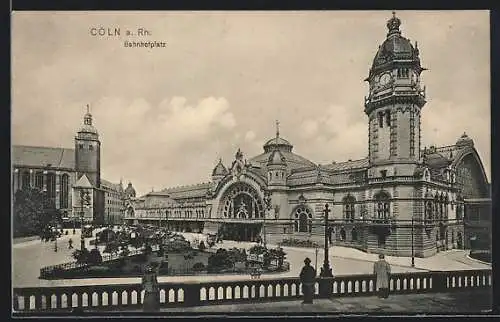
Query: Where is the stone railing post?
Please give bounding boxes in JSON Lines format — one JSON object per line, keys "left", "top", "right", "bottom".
{"left": 318, "top": 277, "right": 334, "bottom": 298}
{"left": 431, "top": 271, "right": 448, "bottom": 292}
{"left": 183, "top": 284, "right": 201, "bottom": 307}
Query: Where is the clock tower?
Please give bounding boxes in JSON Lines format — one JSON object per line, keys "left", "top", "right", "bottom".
{"left": 364, "top": 12, "right": 426, "bottom": 177}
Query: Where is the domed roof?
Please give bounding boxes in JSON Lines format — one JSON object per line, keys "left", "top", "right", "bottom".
{"left": 456, "top": 132, "right": 474, "bottom": 148}
{"left": 370, "top": 12, "right": 421, "bottom": 73}
{"left": 263, "top": 136, "right": 293, "bottom": 153}
{"left": 250, "top": 122, "right": 315, "bottom": 170}
{"left": 212, "top": 159, "right": 228, "bottom": 177}
{"left": 78, "top": 111, "right": 99, "bottom": 136}
{"left": 125, "top": 182, "right": 136, "bottom": 197}
{"left": 267, "top": 149, "right": 287, "bottom": 166}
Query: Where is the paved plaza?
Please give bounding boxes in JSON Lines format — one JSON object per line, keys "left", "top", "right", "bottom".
{"left": 70, "top": 288, "right": 491, "bottom": 314}
{"left": 158, "top": 288, "right": 493, "bottom": 313}
{"left": 12, "top": 231, "right": 491, "bottom": 288}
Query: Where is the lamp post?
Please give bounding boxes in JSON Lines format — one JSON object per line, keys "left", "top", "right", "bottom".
{"left": 320, "top": 204, "right": 333, "bottom": 278}
{"left": 319, "top": 204, "right": 333, "bottom": 298}
{"left": 411, "top": 216, "right": 415, "bottom": 267}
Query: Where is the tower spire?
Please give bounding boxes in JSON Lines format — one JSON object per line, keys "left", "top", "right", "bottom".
{"left": 86, "top": 104, "right": 90, "bottom": 114}
{"left": 276, "top": 120, "right": 280, "bottom": 138}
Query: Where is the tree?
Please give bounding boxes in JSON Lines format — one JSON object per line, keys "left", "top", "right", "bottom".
{"left": 13, "top": 188, "right": 62, "bottom": 238}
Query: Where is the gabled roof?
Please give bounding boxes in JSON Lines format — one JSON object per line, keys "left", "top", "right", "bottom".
{"left": 74, "top": 174, "right": 93, "bottom": 188}
{"left": 322, "top": 158, "right": 369, "bottom": 172}
{"left": 158, "top": 182, "right": 211, "bottom": 200}
{"left": 12, "top": 145, "right": 75, "bottom": 169}
{"left": 101, "top": 179, "right": 122, "bottom": 192}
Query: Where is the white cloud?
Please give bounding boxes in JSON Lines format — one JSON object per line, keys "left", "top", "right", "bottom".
{"left": 55, "top": 96, "right": 244, "bottom": 196}
{"left": 297, "top": 104, "right": 368, "bottom": 164}
{"left": 299, "top": 119, "right": 319, "bottom": 139}
{"left": 244, "top": 130, "right": 256, "bottom": 142}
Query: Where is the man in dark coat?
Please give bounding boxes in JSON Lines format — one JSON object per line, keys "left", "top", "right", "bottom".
{"left": 373, "top": 254, "right": 391, "bottom": 298}
{"left": 299, "top": 257, "right": 316, "bottom": 304}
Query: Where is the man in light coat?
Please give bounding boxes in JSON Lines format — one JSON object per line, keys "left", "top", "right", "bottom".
{"left": 373, "top": 254, "right": 391, "bottom": 298}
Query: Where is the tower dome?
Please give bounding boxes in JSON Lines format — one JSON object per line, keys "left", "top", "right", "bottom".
{"left": 77, "top": 105, "right": 99, "bottom": 138}
{"left": 125, "top": 182, "right": 136, "bottom": 198}
{"left": 212, "top": 158, "right": 228, "bottom": 177}
{"left": 456, "top": 132, "right": 474, "bottom": 148}
{"left": 263, "top": 120, "right": 293, "bottom": 153}
{"left": 368, "top": 12, "right": 423, "bottom": 79}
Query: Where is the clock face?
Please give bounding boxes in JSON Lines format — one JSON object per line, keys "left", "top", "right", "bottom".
{"left": 379, "top": 73, "right": 391, "bottom": 86}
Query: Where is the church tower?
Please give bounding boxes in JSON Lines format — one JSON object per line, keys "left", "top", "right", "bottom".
{"left": 75, "top": 105, "right": 101, "bottom": 187}
{"left": 364, "top": 12, "right": 426, "bottom": 177}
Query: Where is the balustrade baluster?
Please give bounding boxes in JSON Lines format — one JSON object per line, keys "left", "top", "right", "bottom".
{"left": 12, "top": 270, "right": 493, "bottom": 313}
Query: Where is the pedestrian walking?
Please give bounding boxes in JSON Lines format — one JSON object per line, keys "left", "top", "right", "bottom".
{"left": 373, "top": 254, "right": 391, "bottom": 298}
{"left": 68, "top": 238, "right": 73, "bottom": 249}
{"left": 299, "top": 257, "right": 316, "bottom": 304}
{"left": 142, "top": 264, "right": 160, "bottom": 312}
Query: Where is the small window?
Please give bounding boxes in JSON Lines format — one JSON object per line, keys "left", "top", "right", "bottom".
{"left": 89, "top": 145, "right": 93, "bottom": 150}
{"left": 378, "top": 112, "right": 384, "bottom": 128}
{"left": 380, "top": 170, "right": 387, "bottom": 179}
{"left": 385, "top": 111, "right": 391, "bottom": 127}
{"left": 79, "top": 144, "right": 84, "bottom": 150}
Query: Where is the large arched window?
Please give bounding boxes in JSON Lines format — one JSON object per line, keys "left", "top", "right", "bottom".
{"left": 374, "top": 191, "right": 390, "bottom": 222}
{"left": 294, "top": 206, "right": 313, "bottom": 233}
{"left": 425, "top": 200, "right": 433, "bottom": 225}
{"left": 60, "top": 174, "right": 69, "bottom": 209}
{"left": 220, "top": 183, "right": 265, "bottom": 219}
{"left": 343, "top": 195, "right": 355, "bottom": 223}
{"left": 439, "top": 193, "right": 445, "bottom": 221}
{"left": 46, "top": 172, "right": 56, "bottom": 201}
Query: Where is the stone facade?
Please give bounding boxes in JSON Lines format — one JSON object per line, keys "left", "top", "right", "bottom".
{"left": 12, "top": 108, "right": 132, "bottom": 226}
{"left": 124, "top": 13, "right": 490, "bottom": 257}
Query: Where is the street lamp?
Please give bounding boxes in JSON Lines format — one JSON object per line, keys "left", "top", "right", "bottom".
{"left": 320, "top": 204, "right": 333, "bottom": 278}
{"left": 319, "top": 204, "right": 333, "bottom": 298}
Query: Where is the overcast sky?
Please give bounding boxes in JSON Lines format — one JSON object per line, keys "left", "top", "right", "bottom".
{"left": 12, "top": 10, "right": 490, "bottom": 197}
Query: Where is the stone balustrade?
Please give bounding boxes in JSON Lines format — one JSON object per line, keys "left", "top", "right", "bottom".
{"left": 13, "top": 269, "right": 491, "bottom": 313}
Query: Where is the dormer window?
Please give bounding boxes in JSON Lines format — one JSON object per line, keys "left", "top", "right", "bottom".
{"left": 397, "top": 68, "right": 409, "bottom": 79}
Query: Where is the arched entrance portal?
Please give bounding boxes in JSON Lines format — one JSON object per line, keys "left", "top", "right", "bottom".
{"left": 217, "top": 182, "right": 265, "bottom": 242}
